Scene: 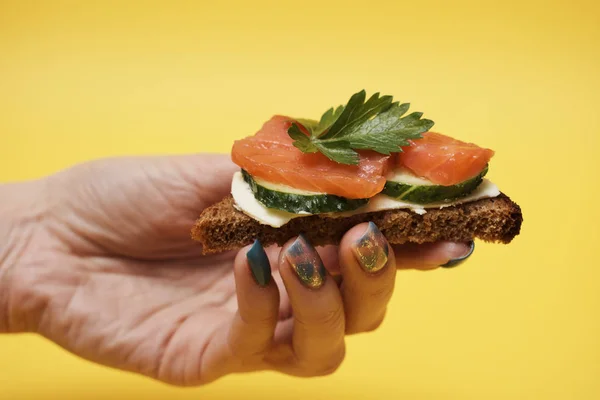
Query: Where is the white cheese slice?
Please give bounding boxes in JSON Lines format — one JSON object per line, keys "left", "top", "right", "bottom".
{"left": 230, "top": 171, "right": 305, "bottom": 227}
{"left": 362, "top": 178, "right": 500, "bottom": 215}
{"left": 230, "top": 171, "right": 501, "bottom": 228}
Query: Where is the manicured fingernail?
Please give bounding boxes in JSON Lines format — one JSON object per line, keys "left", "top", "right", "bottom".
{"left": 440, "top": 241, "right": 475, "bottom": 268}
{"left": 284, "top": 234, "right": 326, "bottom": 289}
{"left": 246, "top": 239, "right": 271, "bottom": 286}
{"left": 352, "top": 222, "right": 389, "bottom": 273}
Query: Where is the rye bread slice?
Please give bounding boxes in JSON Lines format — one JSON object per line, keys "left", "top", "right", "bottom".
{"left": 191, "top": 193, "right": 522, "bottom": 254}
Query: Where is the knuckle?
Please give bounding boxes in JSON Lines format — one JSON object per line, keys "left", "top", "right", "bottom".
{"left": 296, "top": 305, "right": 345, "bottom": 332}
{"left": 229, "top": 342, "right": 266, "bottom": 361}
{"left": 346, "top": 309, "right": 387, "bottom": 335}
{"left": 240, "top": 311, "right": 278, "bottom": 330}
{"left": 314, "top": 306, "right": 345, "bottom": 329}
{"left": 369, "top": 282, "right": 395, "bottom": 304}
{"left": 228, "top": 336, "right": 271, "bottom": 362}
{"left": 364, "top": 316, "right": 386, "bottom": 333}
{"left": 310, "top": 347, "right": 346, "bottom": 376}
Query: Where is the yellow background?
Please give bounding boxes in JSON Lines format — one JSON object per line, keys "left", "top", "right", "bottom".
{"left": 1, "top": 0, "right": 599, "bottom": 398}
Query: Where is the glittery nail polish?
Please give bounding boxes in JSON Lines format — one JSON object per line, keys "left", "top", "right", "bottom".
{"left": 284, "top": 234, "right": 326, "bottom": 289}
{"left": 246, "top": 239, "right": 272, "bottom": 286}
{"left": 440, "top": 241, "right": 475, "bottom": 268}
{"left": 352, "top": 222, "right": 389, "bottom": 273}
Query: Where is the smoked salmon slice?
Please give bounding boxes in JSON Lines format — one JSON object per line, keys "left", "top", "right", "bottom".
{"left": 398, "top": 132, "right": 494, "bottom": 186}
{"left": 231, "top": 115, "right": 392, "bottom": 199}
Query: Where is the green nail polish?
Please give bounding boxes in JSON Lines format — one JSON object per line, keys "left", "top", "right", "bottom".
{"left": 440, "top": 241, "right": 475, "bottom": 268}
{"left": 246, "top": 239, "right": 271, "bottom": 286}
{"left": 352, "top": 222, "right": 389, "bottom": 273}
{"left": 285, "top": 234, "right": 326, "bottom": 289}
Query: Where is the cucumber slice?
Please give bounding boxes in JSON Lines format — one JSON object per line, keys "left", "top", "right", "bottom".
{"left": 241, "top": 170, "right": 369, "bottom": 214}
{"left": 382, "top": 166, "right": 489, "bottom": 204}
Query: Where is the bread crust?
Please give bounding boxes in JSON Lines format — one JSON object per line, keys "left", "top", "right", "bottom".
{"left": 191, "top": 193, "right": 522, "bottom": 254}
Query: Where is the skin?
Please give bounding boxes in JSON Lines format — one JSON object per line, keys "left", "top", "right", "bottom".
{"left": 0, "top": 154, "right": 471, "bottom": 386}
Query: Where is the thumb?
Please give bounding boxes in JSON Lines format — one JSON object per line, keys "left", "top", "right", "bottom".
{"left": 166, "top": 153, "right": 239, "bottom": 209}
{"left": 45, "top": 152, "right": 238, "bottom": 259}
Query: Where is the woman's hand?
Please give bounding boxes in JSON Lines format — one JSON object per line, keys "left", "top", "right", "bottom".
{"left": 0, "top": 154, "right": 473, "bottom": 386}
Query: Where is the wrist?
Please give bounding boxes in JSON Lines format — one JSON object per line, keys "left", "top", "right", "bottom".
{"left": 0, "top": 179, "right": 50, "bottom": 333}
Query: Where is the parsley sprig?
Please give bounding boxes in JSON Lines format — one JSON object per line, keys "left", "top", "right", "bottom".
{"left": 287, "top": 90, "right": 435, "bottom": 165}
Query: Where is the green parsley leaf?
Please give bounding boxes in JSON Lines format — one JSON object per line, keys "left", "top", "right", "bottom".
{"left": 320, "top": 90, "right": 394, "bottom": 140}
{"left": 291, "top": 105, "right": 345, "bottom": 140}
{"left": 288, "top": 123, "right": 318, "bottom": 153}
{"left": 338, "top": 104, "right": 434, "bottom": 154}
{"left": 315, "top": 105, "right": 345, "bottom": 137}
{"left": 294, "top": 118, "right": 319, "bottom": 133}
{"left": 287, "top": 90, "right": 435, "bottom": 165}
{"left": 314, "top": 141, "right": 359, "bottom": 165}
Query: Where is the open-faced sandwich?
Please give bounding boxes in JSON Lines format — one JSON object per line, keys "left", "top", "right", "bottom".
{"left": 191, "top": 90, "right": 522, "bottom": 254}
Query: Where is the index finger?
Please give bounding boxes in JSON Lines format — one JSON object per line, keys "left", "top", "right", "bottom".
{"left": 277, "top": 235, "right": 346, "bottom": 375}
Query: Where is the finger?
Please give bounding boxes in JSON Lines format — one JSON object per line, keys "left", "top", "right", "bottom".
{"left": 393, "top": 241, "right": 475, "bottom": 270}
{"left": 228, "top": 240, "right": 279, "bottom": 362}
{"left": 263, "top": 244, "right": 340, "bottom": 321}
{"left": 263, "top": 244, "right": 339, "bottom": 274}
{"left": 169, "top": 153, "right": 239, "bottom": 206}
{"left": 276, "top": 234, "right": 346, "bottom": 376}
{"left": 316, "top": 245, "right": 341, "bottom": 275}
{"left": 338, "top": 222, "right": 396, "bottom": 334}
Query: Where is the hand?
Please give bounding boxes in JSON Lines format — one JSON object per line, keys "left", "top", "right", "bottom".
{"left": 0, "top": 154, "right": 474, "bottom": 386}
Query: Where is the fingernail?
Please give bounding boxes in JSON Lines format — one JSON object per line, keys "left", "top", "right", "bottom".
{"left": 284, "top": 234, "right": 326, "bottom": 289}
{"left": 246, "top": 239, "right": 272, "bottom": 286}
{"left": 440, "top": 241, "right": 475, "bottom": 268}
{"left": 352, "top": 222, "right": 389, "bottom": 273}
